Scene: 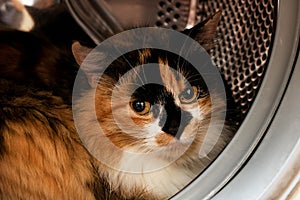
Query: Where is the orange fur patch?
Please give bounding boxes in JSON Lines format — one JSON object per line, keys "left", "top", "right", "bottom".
{"left": 138, "top": 49, "right": 152, "bottom": 64}
{"left": 131, "top": 116, "right": 152, "bottom": 126}
{"left": 94, "top": 76, "right": 145, "bottom": 149}
{"left": 155, "top": 133, "right": 175, "bottom": 146}
{"left": 0, "top": 90, "right": 95, "bottom": 199}
{"left": 158, "top": 57, "right": 185, "bottom": 100}
{"left": 198, "top": 95, "right": 212, "bottom": 115}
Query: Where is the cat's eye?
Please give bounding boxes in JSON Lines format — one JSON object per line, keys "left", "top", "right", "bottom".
{"left": 179, "top": 86, "right": 199, "bottom": 104}
{"left": 130, "top": 100, "right": 151, "bottom": 115}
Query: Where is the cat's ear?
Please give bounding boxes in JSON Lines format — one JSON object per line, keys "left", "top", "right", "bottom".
{"left": 72, "top": 41, "right": 102, "bottom": 87}
{"left": 181, "top": 11, "right": 221, "bottom": 51}
{"left": 72, "top": 41, "right": 93, "bottom": 66}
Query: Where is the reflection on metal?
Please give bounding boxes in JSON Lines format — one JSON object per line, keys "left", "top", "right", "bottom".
{"left": 64, "top": 0, "right": 124, "bottom": 44}
{"left": 102, "top": 0, "right": 193, "bottom": 31}
{"left": 185, "top": 0, "right": 197, "bottom": 29}
{"left": 19, "top": 0, "right": 59, "bottom": 8}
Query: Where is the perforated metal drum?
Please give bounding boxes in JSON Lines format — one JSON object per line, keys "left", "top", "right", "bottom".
{"left": 196, "top": 0, "right": 276, "bottom": 121}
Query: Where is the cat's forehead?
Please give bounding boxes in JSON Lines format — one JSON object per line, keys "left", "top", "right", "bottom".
{"left": 124, "top": 49, "right": 185, "bottom": 95}
{"left": 105, "top": 48, "right": 207, "bottom": 95}
{"left": 136, "top": 48, "right": 204, "bottom": 88}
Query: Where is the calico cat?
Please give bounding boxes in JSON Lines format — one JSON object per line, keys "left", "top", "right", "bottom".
{"left": 71, "top": 11, "right": 235, "bottom": 199}
{"left": 0, "top": 9, "right": 236, "bottom": 200}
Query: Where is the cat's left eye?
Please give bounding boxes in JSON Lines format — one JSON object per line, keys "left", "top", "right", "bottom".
{"left": 130, "top": 100, "right": 151, "bottom": 115}
{"left": 179, "top": 86, "right": 199, "bottom": 104}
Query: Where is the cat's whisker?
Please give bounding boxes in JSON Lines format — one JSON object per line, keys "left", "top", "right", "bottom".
{"left": 141, "top": 65, "right": 148, "bottom": 85}
{"left": 141, "top": 35, "right": 150, "bottom": 84}
{"left": 186, "top": 75, "right": 204, "bottom": 82}
{"left": 126, "top": 83, "right": 144, "bottom": 87}
{"left": 125, "top": 62, "right": 145, "bottom": 85}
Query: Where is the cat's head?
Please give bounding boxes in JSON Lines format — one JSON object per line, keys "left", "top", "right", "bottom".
{"left": 72, "top": 12, "right": 229, "bottom": 163}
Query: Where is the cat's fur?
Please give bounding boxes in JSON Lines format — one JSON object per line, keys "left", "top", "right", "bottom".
{"left": 0, "top": 6, "right": 236, "bottom": 199}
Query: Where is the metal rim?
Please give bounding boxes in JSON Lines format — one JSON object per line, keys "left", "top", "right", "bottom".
{"left": 173, "top": 0, "right": 300, "bottom": 199}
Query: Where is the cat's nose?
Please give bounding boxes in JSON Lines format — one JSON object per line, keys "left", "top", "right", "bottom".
{"left": 162, "top": 109, "right": 192, "bottom": 139}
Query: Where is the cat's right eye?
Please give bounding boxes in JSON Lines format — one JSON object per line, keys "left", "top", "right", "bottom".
{"left": 179, "top": 86, "right": 199, "bottom": 104}
{"left": 130, "top": 100, "right": 151, "bottom": 115}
